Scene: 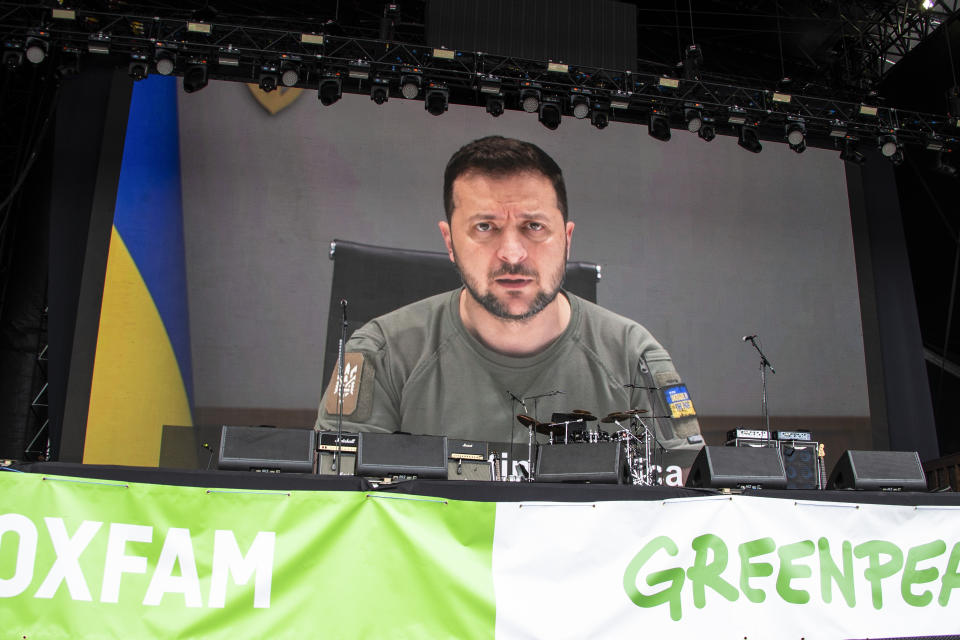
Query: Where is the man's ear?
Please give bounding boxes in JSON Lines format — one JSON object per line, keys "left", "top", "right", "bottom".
{"left": 438, "top": 220, "right": 455, "bottom": 262}
{"left": 565, "top": 221, "right": 575, "bottom": 258}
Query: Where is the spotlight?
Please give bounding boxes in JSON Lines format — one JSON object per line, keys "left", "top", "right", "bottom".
{"left": 25, "top": 37, "right": 48, "bottom": 64}
{"left": 878, "top": 133, "right": 898, "bottom": 157}
{"left": 890, "top": 149, "right": 904, "bottom": 166}
{"left": 591, "top": 105, "right": 609, "bottom": 130}
{"left": 479, "top": 75, "right": 501, "bottom": 95}
{"left": 935, "top": 151, "right": 958, "bottom": 178}
{"left": 348, "top": 60, "right": 370, "bottom": 80}
{"left": 571, "top": 95, "right": 590, "bottom": 120}
{"left": 128, "top": 54, "right": 149, "bottom": 81}
{"left": 610, "top": 92, "right": 631, "bottom": 110}
{"left": 2, "top": 49, "right": 23, "bottom": 69}
{"left": 697, "top": 121, "right": 716, "bottom": 142}
{"left": 684, "top": 108, "right": 702, "bottom": 133}
{"left": 648, "top": 112, "right": 671, "bottom": 141}
{"left": 521, "top": 87, "right": 540, "bottom": 113}
{"left": 683, "top": 44, "right": 703, "bottom": 80}
{"left": 318, "top": 75, "right": 342, "bottom": 106}
{"left": 281, "top": 65, "right": 300, "bottom": 87}
{"left": 155, "top": 52, "right": 175, "bottom": 76}
{"left": 840, "top": 139, "right": 866, "bottom": 164}
{"left": 738, "top": 125, "right": 762, "bottom": 153}
{"left": 87, "top": 34, "right": 110, "bottom": 55}
{"left": 785, "top": 121, "right": 806, "bottom": 153}
{"left": 370, "top": 77, "right": 389, "bottom": 105}
{"left": 400, "top": 73, "right": 420, "bottom": 99}
{"left": 538, "top": 98, "right": 562, "bottom": 130}
{"left": 728, "top": 106, "right": 747, "bottom": 125}
{"left": 425, "top": 82, "right": 448, "bottom": 116}
{"left": 182, "top": 63, "right": 208, "bottom": 93}
{"left": 485, "top": 95, "right": 504, "bottom": 117}
{"left": 258, "top": 65, "right": 279, "bottom": 92}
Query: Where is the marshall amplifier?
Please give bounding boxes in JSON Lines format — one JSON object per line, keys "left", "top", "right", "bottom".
{"left": 316, "top": 431, "right": 358, "bottom": 476}
{"left": 725, "top": 427, "right": 775, "bottom": 448}
{"left": 447, "top": 439, "right": 492, "bottom": 481}
{"left": 356, "top": 432, "right": 448, "bottom": 479}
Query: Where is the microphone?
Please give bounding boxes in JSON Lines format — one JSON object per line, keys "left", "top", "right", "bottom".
{"left": 742, "top": 334, "right": 757, "bottom": 342}
{"left": 340, "top": 298, "right": 348, "bottom": 308}
{"left": 506, "top": 390, "right": 528, "bottom": 412}
{"left": 202, "top": 443, "right": 215, "bottom": 470}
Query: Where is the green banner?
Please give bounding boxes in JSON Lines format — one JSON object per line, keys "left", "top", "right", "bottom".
{"left": 0, "top": 472, "right": 496, "bottom": 639}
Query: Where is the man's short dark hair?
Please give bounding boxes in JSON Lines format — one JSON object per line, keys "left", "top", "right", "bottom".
{"left": 443, "top": 136, "right": 568, "bottom": 222}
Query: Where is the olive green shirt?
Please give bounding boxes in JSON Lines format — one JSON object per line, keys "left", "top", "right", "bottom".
{"left": 317, "top": 289, "right": 702, "bottom": 461}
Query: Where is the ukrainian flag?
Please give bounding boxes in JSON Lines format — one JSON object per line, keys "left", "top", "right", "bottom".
{"left": 84, "top": 75, "right": 193, "bottom": 465}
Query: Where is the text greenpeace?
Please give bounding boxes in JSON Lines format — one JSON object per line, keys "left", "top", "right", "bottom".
{"left": 623, "top": 533, "right": 960, "bottom": 621}
{"left": 0, "top": 513, "right": 275, "bottom": 608}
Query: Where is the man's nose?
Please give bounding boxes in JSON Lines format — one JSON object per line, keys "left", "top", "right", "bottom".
{"left": 496, "top": 227, "right": 528, "bottom": 264}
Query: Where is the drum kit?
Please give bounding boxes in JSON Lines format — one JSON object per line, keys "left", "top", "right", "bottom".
{"left": 515, "top": 407, "right": 659, "bottom": 485}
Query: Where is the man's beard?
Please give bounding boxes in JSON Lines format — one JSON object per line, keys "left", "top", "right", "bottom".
{"left": 452, "top": 245, "right": 566, "bottom": 322}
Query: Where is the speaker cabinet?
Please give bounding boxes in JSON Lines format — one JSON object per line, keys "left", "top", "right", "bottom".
{"left": 356, "top": 433, "right": 448, "bottom": 479}
{"left": 781, "top": 444, "right": 820, "bottom": 490}
{"left": 827, "top": 450, "right": 926, "bottom": 491}
{"left": 686, "top": 445, "right": 787, "bottom": 489}
{"left": 535, "top": 442, "right": 624, "bottom": 484}
{"left": 448, "top": 439, "right": 492, "bottom": 481}
{"left": 218, "top": 425, "right": 315, "bottom": 473}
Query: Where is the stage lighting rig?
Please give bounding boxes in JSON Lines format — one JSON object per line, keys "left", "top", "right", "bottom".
{"left": 538, "top": 97, "right": 562, "bottom": 130}
{"left": 590, "top": 104, "right": 609, "bottom": 129}
{"left": 840, "top": 139, "right": 866, "bottom": 164}
{"left": 370, "top": 76, "right": 389, "bottom": 104}
{"left": 683, "top": 44, "right": 702, "bottom": 81}
{"left": 786, "top": 121, "right": 806, "bottom": 153}
{"left": 878, "top": 132, "right": 899, "bottom": 158}
{"left": 280, "top": 58, "right": 301, "bottom": 87}
{"left": 2, "top": 42, "right": 23, "bottom": 69}
{"left": 128, "top": 53, "right": 149, "bottom": 81}
{"left": 935, "top": 151, "right": 957, "bottom": 177}
{"left": 485, "top": 95, "right": 504, "bottom": 117}
{"left": 348, "top": 60, "right": 370, "bottom": 80}
{"left": 25, "top": 35, "right": 48, "bottom": 64}
{"left": 258, "top": 64, "right": 279, "bottom": 92}
{"left": 738, "top": 124, "right": 762, "bottom": 153}
{"left": 425, "top": 81, "right": 448, "bottom": 115}
{"left": 318, "top": 74, "right": 342, "bottom": 106}
{"left": 87, "top": 34, "right": 110, "bottom": 55}
{"left": 400, "top": 71, "right": 421, "bottom": 99}
{"left": 684, "top": 107, "right": 703, "bottom": 133}
{"left": 155, "top": 49, "right": 175, "bottom": 76}
{"left": 570, "top": 89, "right": 590, "bottom": 120}
{"left": 520, "top": 83, "right": 541, "bottom": 113}
{"left": 610, "top": 92, "right": 631, "bottom": 110}
{"left": 698, "top": 120, "right": 716, "bottom": 142}
{"left": 727, "top": 106, "right": 747, "bottom": 125}
{"left": 479, "top": 75, "right": 501, "bottom": 95}
{"left": 182, "top": 61, "right": 208, "bottom": 93}
{"left": 648, "top": 111, "right": 671, "bottom": 141}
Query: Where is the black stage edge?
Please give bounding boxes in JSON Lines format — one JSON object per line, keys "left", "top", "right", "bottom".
{"left": 10, "top": 462, "right": 960, "bottom": 506}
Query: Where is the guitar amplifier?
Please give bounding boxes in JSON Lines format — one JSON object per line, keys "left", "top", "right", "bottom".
{"left": 535, "top": 442, "right": 625, "bottom": 484}
{"left": 447, "top": 439, "right": 492, "bottom": 481}
{"left": 316, "top": 431, "right": 358, "bottom": 476}
{"left": 356, "top": 432, "right": 448, "bottom": 479}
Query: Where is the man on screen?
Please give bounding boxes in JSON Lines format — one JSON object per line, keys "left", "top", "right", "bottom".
{"left": 316, "top": 136, "right": 703, "bottom": 462}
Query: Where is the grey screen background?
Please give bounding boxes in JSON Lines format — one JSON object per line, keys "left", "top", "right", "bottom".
{"left": 176, "top": 82, "right": 869, "bottom": 451}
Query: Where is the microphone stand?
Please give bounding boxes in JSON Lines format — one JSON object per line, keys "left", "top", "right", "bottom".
{"left": 745, "top": 335, "right": 776, "bottom": 432}
{"left": 523, "top": 390, "right": 564, "bottom": 481}
{"left": 335, "top": 299, "right": 349, "bottom": 476}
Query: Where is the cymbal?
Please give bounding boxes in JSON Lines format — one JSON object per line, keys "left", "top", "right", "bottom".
{"left": 627, "top": 409, "right": 648, "bottom": 415}
{"left": 551, "top": 412, "right": 590, "bottom": 423}
{"left": 570, "top": 409, "right": 597, "bottom": 421}
{"left": 601, "top": 412, "right": 634, "bottom": 423}
{"left": 516, "top": 414, "right": 540, "bottom": 428}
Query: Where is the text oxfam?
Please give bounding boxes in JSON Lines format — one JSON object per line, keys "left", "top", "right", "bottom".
{"left": 622, "top": 534, "right": 960, "bottom": 621}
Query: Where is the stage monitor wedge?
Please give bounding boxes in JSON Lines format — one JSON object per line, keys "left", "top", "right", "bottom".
{"left": 827, "top": 450, "right": 926, "bottom": 491}
{"left": 218, "top": 425, "right": 315, "bottom": 473}
{"left": 686, "top": 445, "right": 787, "bottom": 489}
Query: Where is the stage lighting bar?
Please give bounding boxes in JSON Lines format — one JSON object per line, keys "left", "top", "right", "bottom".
{"left": 2, "top": 4, "right": 956, "bottom": 154}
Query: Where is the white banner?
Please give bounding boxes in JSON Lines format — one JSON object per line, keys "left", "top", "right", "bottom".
{"left": 493, "top": 495, "right": 960, "bottom": 639}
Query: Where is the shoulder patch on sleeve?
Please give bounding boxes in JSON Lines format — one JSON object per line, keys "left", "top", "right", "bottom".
{"left": 324, "top": 352, "right": 367, "bottom": 416}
